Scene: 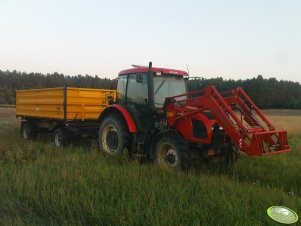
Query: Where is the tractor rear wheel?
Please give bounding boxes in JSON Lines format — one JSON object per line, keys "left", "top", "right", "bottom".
{"left": 21, "top": 122, "right": 37, "bottom": 140}
{"left": 98, "top": 114, "right": 130, "bottom": 156}
{"left": 155, "top": 133, "right": 191, "bottom": 171}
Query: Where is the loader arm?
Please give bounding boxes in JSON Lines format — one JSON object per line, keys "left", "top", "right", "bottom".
{"left": 165, "top": 86, "right": 290, "bottom": 156}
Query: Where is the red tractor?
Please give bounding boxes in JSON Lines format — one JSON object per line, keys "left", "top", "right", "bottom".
{"left": 98, "top": 62, "right": 290, "bottom": 170}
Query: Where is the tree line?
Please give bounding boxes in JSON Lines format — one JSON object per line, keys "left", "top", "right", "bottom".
{"left": 1, "top": 70, "right": 301, "bottom": 109}
{"left": 188, "top": 75, "right": 301, "bottom": 109}
{"left": 0, "top": 70, "right": 117, "bottom": 104}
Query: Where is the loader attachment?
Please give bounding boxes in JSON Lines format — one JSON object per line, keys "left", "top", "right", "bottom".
{"left": 248, "top": 130, "right": 290, "bottom": 156}
{"left": 165, "top": 86, "right": 291, "bottom": 156}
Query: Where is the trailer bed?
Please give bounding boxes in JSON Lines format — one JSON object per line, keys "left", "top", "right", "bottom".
{"left": 16, "top": 87, "right": 116, "bottom": 121}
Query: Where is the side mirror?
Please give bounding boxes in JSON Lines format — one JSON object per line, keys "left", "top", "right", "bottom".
{"left": 136, "top": 73, "right": 142, "bottom": 83}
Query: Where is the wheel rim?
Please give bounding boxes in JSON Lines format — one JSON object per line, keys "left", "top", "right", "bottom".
{"left": 157, "top": 144, "right": 178, "bottom": 167}
{"left": 22, "top": 127, "right": 28, "bottom": 139}
{"left": 102, "top": 125, "right": 119, "bottom": 154}
{"left": 55, "top": 133, "right": 62, "bottom": 147}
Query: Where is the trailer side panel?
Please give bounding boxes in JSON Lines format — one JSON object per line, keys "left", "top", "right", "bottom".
{"left": 66, "top": 88, "right": 116, "bottom": 120}
{"left": 16, "top": 87, "right": 116, "bottom": 121}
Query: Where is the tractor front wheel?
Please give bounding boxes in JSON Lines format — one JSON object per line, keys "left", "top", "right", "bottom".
{"left": 98, "top": 114, "right": 130, "bottom": 156}
{"left": 204, "top": 143, "right": 239, "bottom": 168}
{"left": 224, "top": 144, "right": 239, "bottom": 166}
{"left": 155, "top": 133, "right": 191, "bottom": 171}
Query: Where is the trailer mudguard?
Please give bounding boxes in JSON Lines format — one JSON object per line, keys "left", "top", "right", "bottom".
{"left": 99, "top": 104, "right": 138, "bottom": 133}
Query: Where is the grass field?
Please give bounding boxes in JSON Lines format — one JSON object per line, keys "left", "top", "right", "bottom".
{"left": 0, "top": 108, "right": 301, "bottom": 226}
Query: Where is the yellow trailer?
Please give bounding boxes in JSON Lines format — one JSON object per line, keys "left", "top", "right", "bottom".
{"left": 16, "top": 87, "right": 116, "bottom": 121}
{"left": 16, "top": 87, "right": 116, "bottom": 147}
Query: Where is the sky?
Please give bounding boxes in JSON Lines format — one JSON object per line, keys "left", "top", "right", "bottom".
{"left": 0, "top": 0, "right": 300, "bottom": 82}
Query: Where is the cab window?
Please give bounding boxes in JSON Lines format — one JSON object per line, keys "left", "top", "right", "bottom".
{"left": 127, "top": 73, "right": 148, "bottom": 105}
{"left": 117, "top": 74, "right": 127, "bottom": 101}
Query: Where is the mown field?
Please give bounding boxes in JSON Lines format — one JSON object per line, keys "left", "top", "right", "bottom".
{"left": 0, "top": 108, "right": 301, "bottom": 226}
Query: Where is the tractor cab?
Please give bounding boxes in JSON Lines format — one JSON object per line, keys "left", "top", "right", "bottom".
{"left": 116, "top": 63, "right": 188, "bottom": 133}
{"left": 117, "top": 63, "right": 188, "bottom": 110}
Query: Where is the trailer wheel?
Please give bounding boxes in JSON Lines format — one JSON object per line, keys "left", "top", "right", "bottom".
{"left": 155, "top": 133, "right": 191, "bottom": 171}
{"left": 54, "top": 128, "right": 71, "bottom": 147}
{"left": 21, "top": 122, "right": 37, "bottom": 140}
{"left": 98, "top": 114, "right": 130, "bottom": 155}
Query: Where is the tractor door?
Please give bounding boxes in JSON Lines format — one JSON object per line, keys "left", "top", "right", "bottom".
{"left": 117, "top": 73, "right": 152, "bottom": 132}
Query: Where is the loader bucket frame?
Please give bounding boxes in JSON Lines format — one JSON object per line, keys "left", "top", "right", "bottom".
{"left": 165, "top": 86, "right": 290, "bottom": 156}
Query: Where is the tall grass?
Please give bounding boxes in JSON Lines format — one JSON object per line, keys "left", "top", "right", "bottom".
{"left": 1, "top": 108, "right": 301, "bottom": 226}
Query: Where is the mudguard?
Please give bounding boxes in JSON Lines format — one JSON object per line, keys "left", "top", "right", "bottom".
{"left": 99, "top": 104, "right": 137, "bottom": 133}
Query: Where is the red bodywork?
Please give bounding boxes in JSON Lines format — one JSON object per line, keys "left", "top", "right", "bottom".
{"left": 168, "top": 111, "right": 216, "bottom": 144}
{"left": 165, "top": 86, "right": 290, "bottom": 156}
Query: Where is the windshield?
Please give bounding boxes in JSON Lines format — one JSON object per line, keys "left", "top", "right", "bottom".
{"left": 154, "top": 75, "right": 186, "bottom": 108}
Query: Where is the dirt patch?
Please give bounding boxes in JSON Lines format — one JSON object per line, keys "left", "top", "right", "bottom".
{"left": 263, "top": 109, "right": 301, "bottom": 116}
{"left": 0, "top": 108, "right": 18, "bottom": 124}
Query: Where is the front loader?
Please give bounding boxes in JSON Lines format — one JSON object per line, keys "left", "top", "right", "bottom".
{"left": 164, "top": 86, "right": 290, "bottom": 157}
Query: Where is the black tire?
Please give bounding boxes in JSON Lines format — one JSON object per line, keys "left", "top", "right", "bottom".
{"left": 98, "top": 114, "right": 130, "bottom": 156}
{"left": 54, "top": 128, "right": 72, "bottom": 147}
{"left": 155, "top": 133, "right": 192, "bottom": 171}
{"left": 21, "top": 122, "right": 37, "bottom": 140}
{"left": 204, "top": 144, "right": 239, "bottom": 168}
{"left": 224, "top": 144, "right": 239, "bottom": 166}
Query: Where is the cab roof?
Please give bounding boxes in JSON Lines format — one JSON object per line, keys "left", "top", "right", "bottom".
{"left": 118, "top": 65, "right": 188, "bottom": 77}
